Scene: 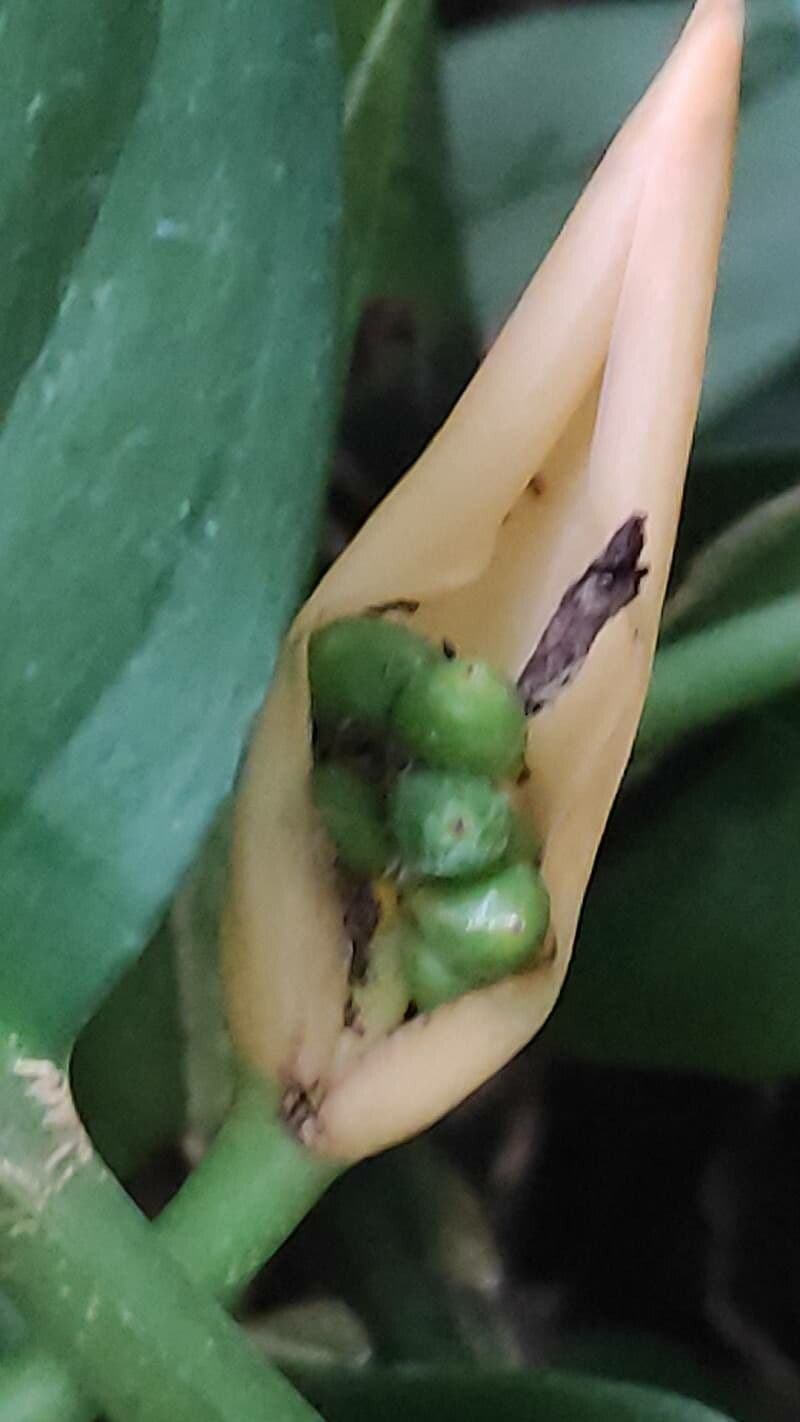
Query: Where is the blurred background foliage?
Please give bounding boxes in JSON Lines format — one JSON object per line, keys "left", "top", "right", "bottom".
{"left": 2, "top": 1, "right": 799, "bottom": 1420}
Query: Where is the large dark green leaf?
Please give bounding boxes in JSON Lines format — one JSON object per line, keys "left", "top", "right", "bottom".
{"left": 635, "top": 485, "right": 800, "bottom": 757}
{"left": 441, "top": 0, "right": 800, "bottom": 426}
{"left": 71, "top": 925, "right": 185, "bottom": 1179}
{"left": 0, "top": 0, "right": 160, "bottom": 419}
{"left": 336, "top": 0, "right": 432, "bottom": 334}
{"left": 298, "top": 1366, "right": 737, "bottom": 1422}
{"left": 696, "top": 358, "right": 800, "bottom": 465}
{"left": 312, "top": 1144, "right": 508, "bottom": 1364}
{"left": 71, "top": 0, "right": 434, "bottom": 1168}
{"left": 548, "top": 700, "right": 800, "bottom": 1079}
{"left": 372, "top": 17, "right": 472, "bottom": 345}
{"left": 0, "top": 0, "right": 340, "bottom": 1057}
{"left": 0, "top": 1298, "right": 26, "bottom": 1361}
{"left": 550, "top": 1331, "right": 761, "bottom": 1422}
{"left": 664, "top": 485, "right": 800, "bottom": 638}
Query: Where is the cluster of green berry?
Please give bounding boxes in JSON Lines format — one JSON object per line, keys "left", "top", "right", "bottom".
{"left": 308, "top": 616, "right": 550, "bottom": 1012}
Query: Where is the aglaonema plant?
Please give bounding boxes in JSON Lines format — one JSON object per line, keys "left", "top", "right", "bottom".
{"left": 0, "top": 2, "right": 744, "bottom": 1420}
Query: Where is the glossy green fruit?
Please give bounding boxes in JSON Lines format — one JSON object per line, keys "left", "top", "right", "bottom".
{"left": 308, "top": 616, "right": 435, "bottom": 730}
{"left": 392, "top": 656, "right": 526, "bottom": 778}
{"left": 503, "top": 810, "right": 542, "bottom": 866}
{"left": 312, "top": 762, "right": 393, "bottom": 877}
{"left": 402, "top": 927, "right": 471, "bottom": 1011}
{"left": 389, "top": 770, "right": 511, "bottom": 878}
{"left": 406, "top": 862, "right": 550, "bottom": 984}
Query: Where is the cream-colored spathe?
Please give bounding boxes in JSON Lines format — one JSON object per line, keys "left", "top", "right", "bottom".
{"left": 223, "top": 0, "right": 743, "bottom": 1160}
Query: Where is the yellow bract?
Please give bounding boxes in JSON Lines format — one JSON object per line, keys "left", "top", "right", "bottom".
{"left": 223, "top": 0, "right": 743, "bottom": 1160}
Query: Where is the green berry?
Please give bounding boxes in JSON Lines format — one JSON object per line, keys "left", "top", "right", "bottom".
{"left": 309, "top": 616, "right": 435, "bottom": 731}
{"left": 402, "top": 928, "right": 471, "bottom": 1011}
{"left": 406, "top": 861, "right": 550, "bottom": 985}
{"left": 389, "top": 769, "right": 511, "bottom": 879}
{"left": 392, "top": 656, "right": 526, "bottom": 778}
{"left": 502, "top": 810, "right": 542, "bottom": 866}
{"left": 311, "top": 762, "right": 393, "bottom": 877}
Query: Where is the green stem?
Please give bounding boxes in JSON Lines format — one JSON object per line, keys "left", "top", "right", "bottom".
{"left": 0, "top": 1349, "right": 86, "bottom": 1422}
{"left": 637, "top": 593, "right": 800, "bottom": 762}
{"left": 0, "top": 1040, "right": 339, "bottom": 1422}
{"left": 161, "top": 1070, "right": 341, "bottom": 1304}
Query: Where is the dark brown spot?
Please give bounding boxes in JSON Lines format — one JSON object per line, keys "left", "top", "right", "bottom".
{"left": 517, "top": 514, "right": 648, "bottom": 716}
{"left": 343, "top": 877, "right": 382, "bottom": 983}
{"left": 280, "top": 1080, "right": 322, "bottom": 1136}
{"left": 527, "top": 474, "right": 546, "bottom": 497}
{"left": 343, "top": 996, "right": 366, "bottom": 1034}
{"left": 366, "top": 598, "right": 420, "bottom": 616}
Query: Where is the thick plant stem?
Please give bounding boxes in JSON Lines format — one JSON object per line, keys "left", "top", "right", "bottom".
{"left": 0, "top": 1039, "right": 338, "bottom": 1422}
{"left": 637, "top": 593, "right": 800, "bottom": 762}
{"left": 0, "top": 1349, "right": 86, "bottom": 1422}
{"left": 160, "top": 1069, "right": 341, "bottom": 1305}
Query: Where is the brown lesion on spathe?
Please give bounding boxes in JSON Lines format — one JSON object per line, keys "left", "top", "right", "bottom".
{"left": 342, "top": 994, "right": 366, "bottom": 1034}
{"left": 527, "top": 473, "right": 546, "bottom": 498}
{"left": 366, "top": 598, "right": 421, "bottom": 617}
{"left": 280, "top": 1079, "right": 324, "bottom": 1138}
{"left": 342, "top": 877, "right": 382, "bottom": 985}
{"left": 517, "top": 514, "right": 648, "bottom": 715}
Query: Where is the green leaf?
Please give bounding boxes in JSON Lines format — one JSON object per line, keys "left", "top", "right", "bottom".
{"left": 665, "top": 485, "right": 800, "bottom": 637}
{"left": 315, "top": 1144, "right": 509, "bottom": 1364}
{"left": 0, "top": 0, "right": 340, "bottom": 1057}
{"left": 298, "top": 1366, "right": 738, "bottom": 1422}
{"left": 71, "top": 924, "right": 185, "bottom": 1180}
{"left": 551, "top": 1330, "right": 761, "bottom": 1422}
{"left": 336, "top": 0, "right": 474, "bottom": 386}
{"left": 674, "top": 452, "right": 800, "bottom": 572}
{"left": 0, "top": 0, "right": 160, "bottom": 419}
{"left": 337, "top": 0, "right": 432, "bottom": 333}
{"left": 636, "top": 486, "right": 800, "bottom": 757}
{"left": 0, "top": 1298, "right": 26, "bottom": 1360}
{"left": 640, "top": 592, "right": 800, "bottom": 760}
{"left": 169, "top": 810, "right": 237, "bottom": 1150}
{"left": 549, "top": 700, "right": 800, "bottom": 1079}
{"left": 371, "top": 17, "right": 472, "bottom": 342}
{"left": 441, "top": 0, "right": 800, "bottom": 425}
{"left": 72, "top": 801, "right": 233, "bottom": 1183}
{"left": 696, "top": 358, "right": 800, "bottom": 466}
